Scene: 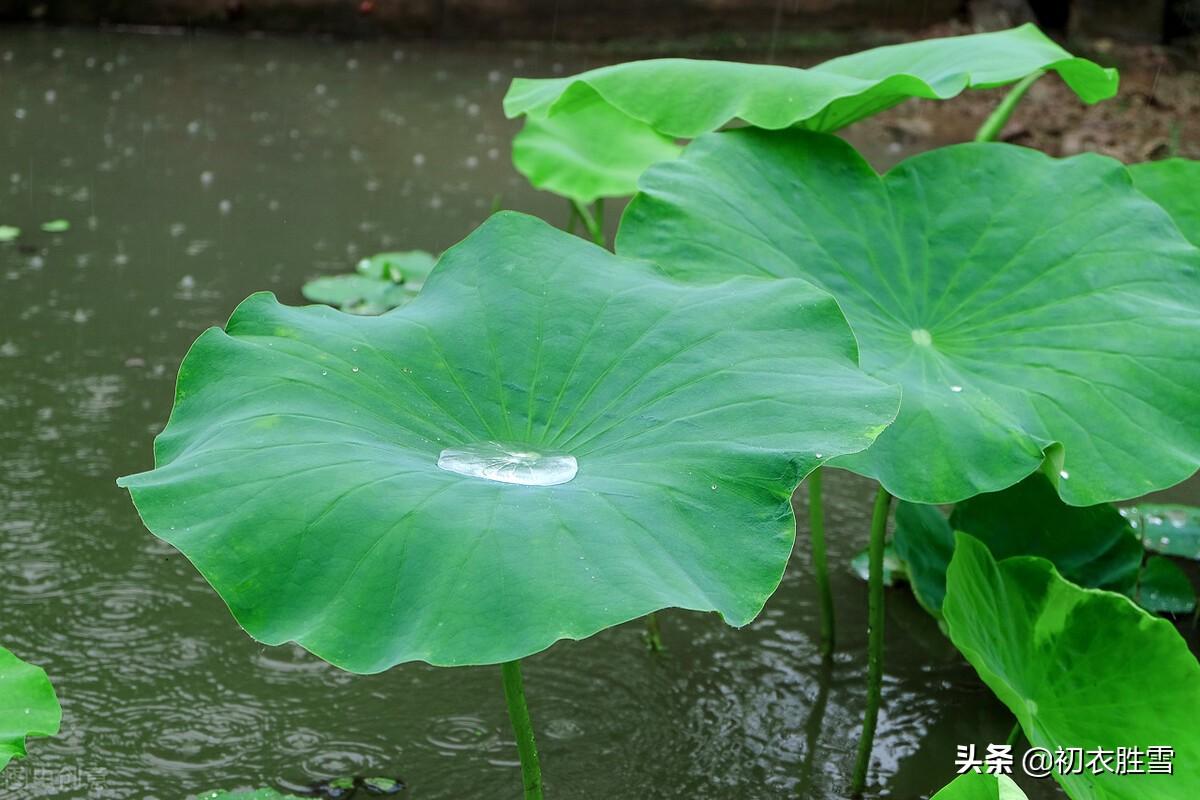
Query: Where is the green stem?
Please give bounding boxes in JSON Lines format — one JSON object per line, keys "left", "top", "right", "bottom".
{"left": 644, "top": 611, "right": 664, "bottom": 652}
{"left": 808, "top": 467, "right": 835, "bottom": 658}
{"left": 851, "top": 484, "right": 893, "bottom": 796}
{"left": 1006, "top": 720, "right": 1022, "bottom": 747}
{"left": 501, "top": 660, "right": 544, "bottom": 800}
{"left": 571, "top": 199, "right": 605, "bottom": 247}
{"left": 974, "top": 70, "right": 1045, "bottom": 143}
{"left": 565, "top": 200, "right": 579, "bottom": 236}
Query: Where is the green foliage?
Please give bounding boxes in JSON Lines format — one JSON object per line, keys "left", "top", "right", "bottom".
{"left": 39, "top": 219, "right": 70, "bottom": 233}
{"left": 0, "top": 225, "right": 18, "bottom": 242}
{"left": 302, "top": 251, "right": 435, "bottom": 315}
{"left": 931, "top": 772, "right": 1028, "bottom": 800}
{"left": 504, "top": 25, "right": 1117, "bottom": 202}
{"left": 1130, "top": 158, "right": 1200, "bottom": 246}
{"left": 196, "top": 791, "right": 303, "bottom": 800}
{"left": 118, "top": 212, "right": 899, "bottom": 672}
{"left": 618, "top": 130, "right": 1200, "bottom": 505}
{"left": 891, "top": 474, "right": 1194, "bottom": 617}
{"left": 1121, "top": 504, "right": 1200, "bottom": 559}
{"left": 944, "top": 533, "right": 1200, "bottom": 799}
{"left": 0, "top": 645, "right": 61, "bottom": 772}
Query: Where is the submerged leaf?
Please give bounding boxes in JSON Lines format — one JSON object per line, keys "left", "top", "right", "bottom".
{"left": 1130, "top": 158, "right": 1200, "bottom": 246}
{"left": 118, "top": 212, "right": 899, "bottom": 672}
{"left": 39, "top": 219, "right": 70, "bottom": 233}
{"left": 931, "top": 772, "right": 1028, "bottom": 800}
{"left": 619, "top": 130, "right": 1200, "bottom": 505}
{"left": 0, "top": 225, "right": 19, "bottom": 242}
{"left": 1121, "top": 504, "right": 1200, "bottom": 559}
{"left": 504, "top": 24, "right": 1117, "bottom": 201}
{"left": 0, "top": 645, "right": 61, "bottom": 772}
{"left": 944, "top": 533, "right": 1200, "bottom": 799}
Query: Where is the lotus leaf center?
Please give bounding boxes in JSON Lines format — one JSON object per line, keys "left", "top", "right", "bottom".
{"left": 910, "top": 328, "right": 933, "bottom": 346}
{"left": 437, "top": 441, "right": 578, "bottom": 486}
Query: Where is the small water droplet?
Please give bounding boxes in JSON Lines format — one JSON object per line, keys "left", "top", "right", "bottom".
{"left": 321, "top": 370, "right": 328, "bottom": 376}
{"left": 351, "top": 366, "right": 360, "bottom": 373}
{"left": 950, "top": 385, "right": 963, "bottom": 393}
{"left": 1059, "top": 470, "right": 1070, "bottom": 479}
{"left": 437, "top": 441, "right": 578, "bottom": 487}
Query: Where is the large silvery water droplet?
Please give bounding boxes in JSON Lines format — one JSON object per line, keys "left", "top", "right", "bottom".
{"left": 437, "top": 441, "right": 578, "bottom": 486}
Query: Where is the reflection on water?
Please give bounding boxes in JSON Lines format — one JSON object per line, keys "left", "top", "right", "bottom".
{"left": 5, "top": 26, "right": 1188, "bottom": 800}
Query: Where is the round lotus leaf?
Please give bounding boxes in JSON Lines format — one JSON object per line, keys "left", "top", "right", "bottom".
{"left": 944, "top": 533, "right": 1200, "bottom": 799}
{"left": 504, "top": 24, "right": 1117, "bottom": 202}
{"left": 618, "top": 129, "right": 1200, "bottom": 505}
{"left": 931, "top": 772, "right": 1028, "bottom": 800}
{"left": 1130, "top": 158, "right": 1200, "bottom": 246}
{"left": 118, "top": 212, "right": 899, "bottom": 672}
{"left": 0, "top": 645, "right": 61, "bottom": 772}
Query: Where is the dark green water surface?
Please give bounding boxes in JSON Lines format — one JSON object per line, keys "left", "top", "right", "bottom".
{"left": 2, "top": 26, "right": 1196, "bottom": 800}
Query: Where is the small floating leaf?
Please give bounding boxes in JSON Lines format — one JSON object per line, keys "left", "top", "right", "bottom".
{"left": 39, "top": 219, "right": 69, "bottom": 233}
{"left": 931, "top": 772, "right": 1028, "bottom": 799}
{"left": 619, "top": 130, "right": 1200, "bottom": 505}
{"left": 1130, "top": 158, "right": 1200, "bottom": 246}
{"left": 0, "top": 644, "right": 61, "bottom": 772}
{"left": 356, "top": 250, "right": 436, "bottom": 286}
{"left": 0, "top": 225, "right": 19, "bottom": 242}
{"left": 504, "top": 24, "right": 1117, "bottom": 202}
{"left": 849, "top": 541, "right": 906, "bottom": 587}
{"left": 944, "top": 533, "right": 1200, "bottom": 800}
{"left": 301, "top": 274, "right": 417, "bottom": 315}
{"left": 118, "top": 212, "right": 899, "bottom": 672}
{"left": 1121, "top": 503, "right": 1200, "bottom": 560}
{"left": 196, "top": 791, "right": 303, "bottom": 800}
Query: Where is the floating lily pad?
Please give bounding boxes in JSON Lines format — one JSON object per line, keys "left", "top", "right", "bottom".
{"left": 302, "top": 250, "right": 436, "bottom": 315}
{"left": 618, "top": 130, "right": 1200, "bottom": 505}
{"left": 1130, "top": 158, "right": 1200, "bottom": 246}
{"left": 1134, "top": 556, "right": 1197, "bottom": 615}
{"left": 0, "top": 645, "right": 61, "bottom": 772}
{"left": 944, "top": 533, "right": 1200, "bottom": 799}
{"left": 118, "top": 212, "right": 899, "bottom": 672}
{"left": 39, "top": 219, "right": 70, "bottom": 233}
{"left": 196, "top": 791, "right": 303, "bottom": 800}
{"left": 504, "top": 24, "right": 1117, "bottom": 202}
{"left": 931, "top": 772, "right": 1028, "bottom": 800}
{"left": 1121, "top": 504, "right": 1200, "bottom": 560}
{"left": 0, "top": 225, "right": 19, "bottom": 242}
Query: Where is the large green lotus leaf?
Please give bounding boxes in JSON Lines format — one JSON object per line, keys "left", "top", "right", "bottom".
{"left": 0, "top": 645, "right": 61, "bottom": 772}
{"left": 504, "top": 24, "right": 1117, "bottom": 202}
{"left": 117, "top": 212, "right": 899, "bottom": 672}
{"left": 618, "top": 129, "right": 1200, "bottom": 505}
{"left": 894, "top": 474, "right": 1144, "bottom": 617}
{"left": 1130, "top": 158, "right": 1200, "bottom": 246}
{"left": 944, "top": 533, "right": 1200, "bottom": 799}
{"left": 1121, "top": 504, "right": 1200, "bottom": 559}
{"left": 931, "top": 772, "right": 1028, "bottom": 800}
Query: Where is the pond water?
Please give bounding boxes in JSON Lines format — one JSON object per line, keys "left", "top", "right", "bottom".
{"left": 2, "top": 26, "right": 1196, "bottom": 800}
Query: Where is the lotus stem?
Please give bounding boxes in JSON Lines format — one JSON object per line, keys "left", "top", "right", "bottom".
{"left": 974, "top": 70, "right": 1044, "bottom": 143}
{"left": 501, "top": 659, "right": 544, "bottom": 800}
{"left": 1006, "top": 720, "right": 1022, "bottom": 747}
{"left": 851, "top": 484, "right": 893, "bottom": 796}
{"left": 566, "top": 201, "right": 579, "bottom": 236}
{"left": 570, "top": 199, "right": 605, "bottom": 247}
{"left": 645, "top": 611, "right": 664, "bottom": 651}
{"left": 808, "top": 467, "right": 835, "bottom": 658}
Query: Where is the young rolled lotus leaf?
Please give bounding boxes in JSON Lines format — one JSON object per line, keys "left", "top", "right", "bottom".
{"left": 891, "top": 474, "right": 1188, "bottom": 617}
{"left": 1121, "top": 504, "right": 1200, "bottom": 560}
{"left": 944, "top": 533, "right": 1200, "bottom": 799}
{"left": 120, "top": 211, "right": 898, "bottom": 670}
{"left": 503, "top": 24, "right": 1117, "bottom": 203}
{"left": 1130, "top": 158, "right": 1200, "bottom": 246}
{"left": 618, "top": 129, "right": 1200, "bottom": 506}
{"left": 931, "top": 772, "right": 1028, "bottom": 800}
{"left": 0, "top": 644, "right": 61, "bottom": 772}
